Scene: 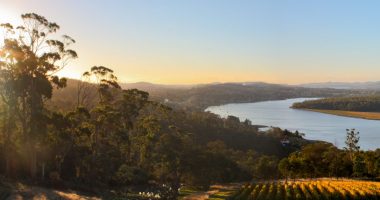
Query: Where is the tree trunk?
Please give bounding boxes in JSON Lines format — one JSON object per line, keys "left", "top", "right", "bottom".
{"left": 3, "top": 108, "right": 14, "bottom": 177}
{"left": 42, "top": 162, "right": 45, "bottom": 179}
{"left": 5, "top": 150, "right": 11, "bottom": 176}
{"left": 29, "top": 143, "right": 37, "bottom": 178}
{"left": 21, "top": 118, "right": 37, "bottom": 179}
{"left": 76, "top": 166, "right": 80, "bottom": 178}
{"left": 4, "top": 130, "right": 11, "bottom": 176}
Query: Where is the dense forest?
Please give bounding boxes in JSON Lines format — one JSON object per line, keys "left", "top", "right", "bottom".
{"left": 1, "top": 13, "right": 380, "bottom": 199}
{"left": 0, "top": 13, "right": 311, "bottom": 198}
{"left": 292, "top": 96, "right": 380, "bottom": 112}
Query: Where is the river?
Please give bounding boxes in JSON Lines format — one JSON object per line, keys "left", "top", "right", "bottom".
{"left": 205, "top": 98, "right": 380, "bottom": 150}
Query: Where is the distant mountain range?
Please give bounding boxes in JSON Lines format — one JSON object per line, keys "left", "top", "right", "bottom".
{"left": 120, "top": 82, "right": 195, "bottom": 90}
{"left": 298, "top": 81, "right": 380, "bottom": 90}
{"left": 119, "top": 81, "right": 357, "bottom": 110}
{"left": 121, "top": 81, "right": 380, "bottom": 91}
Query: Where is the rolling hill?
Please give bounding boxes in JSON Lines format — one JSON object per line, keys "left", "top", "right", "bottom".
{"left": 51, "top": 79, "right": 366, "bottom": 111}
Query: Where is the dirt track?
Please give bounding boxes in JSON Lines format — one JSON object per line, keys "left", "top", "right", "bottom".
{"left": 182, "top": 183, "right": 241, "bottom": 200}
{"left": 6, "top": 184, "right": 100, "bottom": 200}
{"left": 182, "top": 190, "right": 219, "bottom": 200}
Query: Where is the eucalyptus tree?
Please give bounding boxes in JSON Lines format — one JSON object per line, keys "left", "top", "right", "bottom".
{"left": 345, "top": 128, "right": 360, "bottom": 162}
{"left": 0, "top": 13, "right": 77, "bottom": 178}
{"left": 82, "top": 66, "right": 120, "bottom": 104}
{"left": 79, "top": 66, "right": 120, "bottom": 159}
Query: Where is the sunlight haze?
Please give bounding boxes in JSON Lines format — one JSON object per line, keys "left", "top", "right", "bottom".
{"left": 1, "top": 0, "right": 380, "bottom": 84}
{"left": 2, "top": 1, "right": 380, "bottom": 198}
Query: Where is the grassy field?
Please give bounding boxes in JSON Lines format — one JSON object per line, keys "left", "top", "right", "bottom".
{"left": 180, "top": 184, "right": 241, "bottom": 200}
{"left": 179, "top": 186, "right": 204, "bottom": 199}
{"left": 228, "top": 179, "right": 380, "bottom": 200}
{"left": 302, "top": 109, "right": 380, "bottom": 120}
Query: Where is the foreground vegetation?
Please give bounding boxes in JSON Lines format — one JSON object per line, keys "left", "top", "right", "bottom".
{"left": 0, "top": 13, "right": 310, "bottom": 199}
{"left": 229, "top": 179, "right": 380, "bottom": 200}
{"left": 278, "top": 131, "right": 380, "bottom": 179}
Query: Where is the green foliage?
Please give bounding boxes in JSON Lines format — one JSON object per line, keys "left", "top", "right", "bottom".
{"left": 278, "top": 141, "right": 380, "bottom": 179}
{"left": 114, "top": 165, "right": 149, "bottom": 185}
{"left": 345, "top": 128, "right": 360, "bottom": 159}
{"left": 352, "top": 154, "right": 366, "bottom": 177}
{"left": 292, "top": 96, "right": 380, "bottom": 112}
{"left": 253, "top": 156, "right": 279, "bottom": 179}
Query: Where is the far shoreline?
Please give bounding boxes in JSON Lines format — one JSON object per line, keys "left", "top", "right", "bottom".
{"left": 295, "top": 108, "right": 380, "bottom": 121}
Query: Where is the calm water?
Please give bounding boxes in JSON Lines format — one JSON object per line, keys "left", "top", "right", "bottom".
{"left": 205, "top": 98, "right": 380, "bottom": 150}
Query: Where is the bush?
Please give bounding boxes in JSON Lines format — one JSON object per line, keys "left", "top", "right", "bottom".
{"left": 113, "top": 165, "right": 149, "bottom": 185}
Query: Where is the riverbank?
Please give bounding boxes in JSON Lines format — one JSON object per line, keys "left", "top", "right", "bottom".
{"left": 300, "top": 108, "right": 380, "bottom": 120}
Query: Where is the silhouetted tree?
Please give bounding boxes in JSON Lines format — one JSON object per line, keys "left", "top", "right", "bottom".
{"left": 0, "top": 13, "right": 77, "bottom": 178}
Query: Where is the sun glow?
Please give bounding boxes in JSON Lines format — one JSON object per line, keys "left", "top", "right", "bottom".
{"left": 0, "top": 6, "right": 19, "bottom": 43}
{"left": 0, "top": 6, "right": 19, "bottom": 23}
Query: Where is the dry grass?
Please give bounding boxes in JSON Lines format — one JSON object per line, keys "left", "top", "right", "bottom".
{"left": 6, "top": 183, "right": 101, "bottom": 200}
{"left": 302, "top": 109, "right": 380, "bottom": 120}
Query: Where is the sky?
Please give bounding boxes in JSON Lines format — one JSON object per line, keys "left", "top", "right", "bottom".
{"left": 0, "top": 0, "right": 380, "bottom": 84}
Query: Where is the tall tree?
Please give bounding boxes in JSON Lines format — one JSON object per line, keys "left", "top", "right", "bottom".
{"left": 0, "top": 13, "right": 77, "bottom": 178}
{"left": 82, "top": 66, "right": 120, "bottom": 104}
{"left": 345, "top": 128, "right": 360, "bottom": 162}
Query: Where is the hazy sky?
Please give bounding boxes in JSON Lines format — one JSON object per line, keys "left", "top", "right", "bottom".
{"left": 1, "top": 1, "right": 380, "bottom": 84}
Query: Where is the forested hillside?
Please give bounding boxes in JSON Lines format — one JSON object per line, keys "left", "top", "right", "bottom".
{"left": 159, "top": 83, "right": 355, "bottom": 110}
{"left": 0, "top": 13, "right": 311, "bottom": 199}
{"left": 52, "top": 80, "right": 361, "bottom": 111}
{"left": 48, "top": 77, "right": 310, "bottom": 188}
{"left": 300, "top": 81, "right": 380, "bottom": 90}
{"left": 292, "top": 96, "right": 380, "bottom": 112}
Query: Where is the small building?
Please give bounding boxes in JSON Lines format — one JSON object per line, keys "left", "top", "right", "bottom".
{"left": 281, "top": 139, "right": 290, "bottom": 146}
